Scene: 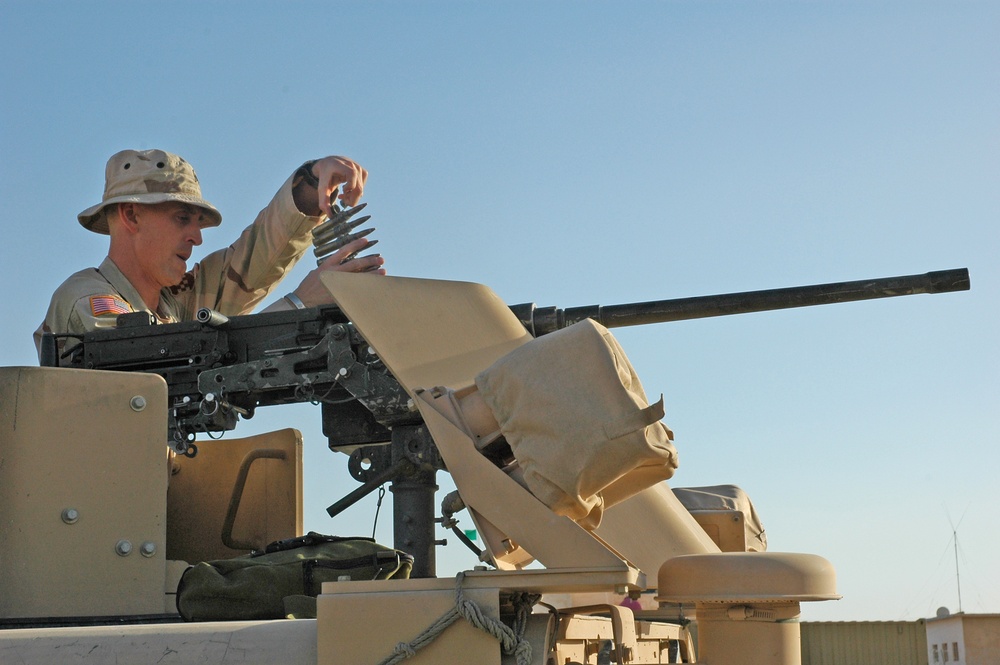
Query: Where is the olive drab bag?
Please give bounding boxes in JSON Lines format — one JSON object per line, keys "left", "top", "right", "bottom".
{"left": 176, "top": 533, "right": 414, "bottom": 621}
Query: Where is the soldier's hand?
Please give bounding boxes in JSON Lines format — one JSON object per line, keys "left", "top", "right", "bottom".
{"left": 320, "top": 236, "right": 385, "bottom": 276}
{"left": 312, "top": 156, "right": 368, "bottom": 215}
{"left": 291, "top": 237, "right": 385, "bottom": 307}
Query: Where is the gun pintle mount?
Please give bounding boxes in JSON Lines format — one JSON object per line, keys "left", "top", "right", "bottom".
{"left": 39, "top": 268, "right": 969, "bottom": 577}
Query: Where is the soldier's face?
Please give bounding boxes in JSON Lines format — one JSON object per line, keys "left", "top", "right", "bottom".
{"left": 131, "top": 202, "right": 205, "bottom": 287}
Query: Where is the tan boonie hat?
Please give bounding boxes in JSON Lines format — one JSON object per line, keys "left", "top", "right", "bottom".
{"left": 78, "top": 149, "right": 223, "bottom": 234}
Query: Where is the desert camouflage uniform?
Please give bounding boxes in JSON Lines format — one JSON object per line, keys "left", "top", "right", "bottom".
{"left": 35, "top": 172, "right": 317, "bottom": 358}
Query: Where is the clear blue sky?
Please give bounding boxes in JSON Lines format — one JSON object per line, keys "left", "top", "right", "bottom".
{"left": 2, "top": 2, "right": 996, "bottom": 622}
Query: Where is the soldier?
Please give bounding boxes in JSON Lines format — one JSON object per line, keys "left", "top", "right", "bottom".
{"left": 35, "top": 149, "right": 383, "bottom": 358}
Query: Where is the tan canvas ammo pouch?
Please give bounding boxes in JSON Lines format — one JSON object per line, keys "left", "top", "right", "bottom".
{"left": 474, "top": 319, "right": 678, "bottom": 529}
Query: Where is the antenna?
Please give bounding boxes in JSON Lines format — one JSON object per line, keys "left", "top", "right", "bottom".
{"left": 953, "top": 526, "right": 963, "bottom": 613}
{"left": 945, "top": 505, "right": 968, "bottom": 614}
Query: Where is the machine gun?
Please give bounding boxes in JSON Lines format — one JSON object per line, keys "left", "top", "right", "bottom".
{"left": 39, "top": 268, "right": 969, "bottom": 577}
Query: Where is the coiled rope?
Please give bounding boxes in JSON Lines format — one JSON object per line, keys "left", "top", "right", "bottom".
{"left": 377, "top": 572, "right": 540, "bottom": 665}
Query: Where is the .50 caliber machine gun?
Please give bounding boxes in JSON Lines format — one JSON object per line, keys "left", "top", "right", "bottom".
{"left": 39, "top": 268, "right": 969, "bottom": 576}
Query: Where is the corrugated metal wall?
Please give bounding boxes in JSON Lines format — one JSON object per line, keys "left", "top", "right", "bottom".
{"left": 801, "top": 621, "right": 928, "bottom": 665}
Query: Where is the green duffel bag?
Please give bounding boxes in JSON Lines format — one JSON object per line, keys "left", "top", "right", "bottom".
{"left": 176, "top": 532, "right": 414, "bottom": 621}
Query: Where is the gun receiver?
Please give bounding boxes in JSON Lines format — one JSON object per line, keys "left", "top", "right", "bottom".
{"left": 44, "top": 305, "right": 415, "bottom": 456}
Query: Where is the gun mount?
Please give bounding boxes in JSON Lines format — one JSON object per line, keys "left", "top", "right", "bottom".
{"left": 10, "top": 267, "right": 972, "bottom": 663}
{"left": 38, "top": 267, "right": 970, "bottom": 578}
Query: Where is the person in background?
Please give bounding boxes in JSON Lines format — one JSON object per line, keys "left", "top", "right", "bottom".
{"left": 620, "top": 589, "right": 643, "bottom": 611}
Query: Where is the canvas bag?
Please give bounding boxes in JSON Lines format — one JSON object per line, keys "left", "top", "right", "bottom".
{"left": 475, "top": 319, "right": 678, "bottom": 529}
{"left": 176, "top": 533, "right": 413, "bottom": 621}
{"left": 673, "top": 484, "right": 768, "bottom": 552}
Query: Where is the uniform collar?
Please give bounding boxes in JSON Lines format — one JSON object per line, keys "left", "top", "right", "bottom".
{"left": 97, "top": 256, "right": 157, "bottom": 317}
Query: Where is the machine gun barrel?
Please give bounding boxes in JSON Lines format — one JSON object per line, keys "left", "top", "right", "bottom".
{"left": 511, "top": 268, "right": 970, "bottom": 337}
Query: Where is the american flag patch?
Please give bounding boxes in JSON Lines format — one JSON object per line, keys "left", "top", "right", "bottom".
{"left": 90, "top": 295, "right": 131, "bottom": 317}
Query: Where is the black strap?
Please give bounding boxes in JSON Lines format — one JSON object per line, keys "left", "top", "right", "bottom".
{"left": 258, "top": 532, "right": 374, "bottom": 556}
{"left": 301, "top": 551, "right": 413, "bottom": 596}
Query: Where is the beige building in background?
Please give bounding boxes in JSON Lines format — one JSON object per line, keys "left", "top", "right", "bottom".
{"left": 800, "top": 613, "right": 1000, "bottom": 665}
{"left": 801, "top": 620, "right": 928, "bottom": 665}
{"left": 925, "top": 612, "right": 1000, "bottom": 665}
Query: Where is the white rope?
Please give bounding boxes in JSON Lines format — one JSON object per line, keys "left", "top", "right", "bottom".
{"left": 376, "top": 572, "right": 537, "bottom": 665}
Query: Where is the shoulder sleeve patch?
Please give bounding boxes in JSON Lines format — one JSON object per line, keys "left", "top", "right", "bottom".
{"left": 89, "top": 295, "right": 132, "bottom": 317}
